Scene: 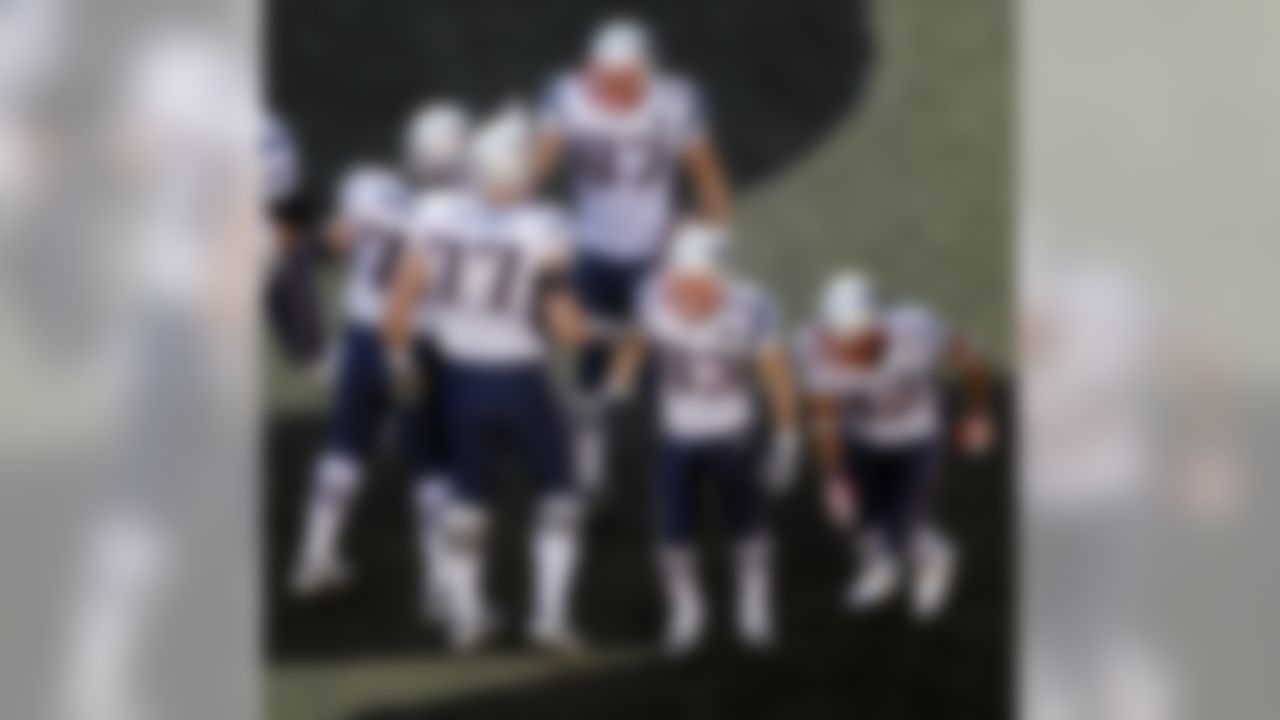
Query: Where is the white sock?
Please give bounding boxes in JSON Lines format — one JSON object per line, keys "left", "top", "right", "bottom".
{"left": 298, "top": 453, "right": 360, "bottom": 571}
{"left": 660, "top": 546, "right": 703, "bottom": 637}
{"left": 531, "top": 496, "right": 582, "bottom": 634}
{"left": 735, "top": 535, "right": 773, "bottom": 643}
{"left": 414, "top": 477, "right": 451, "bottom": 616}
{"left": 441, "top": 505, "right": 488, "bottom": 642}
{"left": 909, "top": 524, "right": 957, "bottom": 620}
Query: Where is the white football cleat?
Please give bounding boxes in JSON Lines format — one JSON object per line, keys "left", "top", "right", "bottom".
{"left": 290, "top": 557, "right": 352, "bottom": 599}
{"left": 844, "top": 558, "right": 901, "bottom": 612}
{"left": 911, "top": 542, "right": 957, "bottom": 623}
{"left": 529, "top": 618, "right": 586, "bottom": 657}
{"left": 663, "top": 598, "right": 706, "bottom": 658}
{"left": 737, "top": 597, "right": 775, "bottom": 652}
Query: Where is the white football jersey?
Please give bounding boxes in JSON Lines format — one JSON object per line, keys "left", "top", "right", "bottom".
{"left": 409, "top": 191, "right": 571, "bottom": 366}
{"left": 539, "top": 71, "right": 707, "bottom": 262}
{"left": 334, "top": 165, "right": 412, "bottom": 328}
{"left": 797, "top": 303, "right": 950, "bottom": 448}
{"left": 639, "top": 274, "right": 780, "bottom": 441}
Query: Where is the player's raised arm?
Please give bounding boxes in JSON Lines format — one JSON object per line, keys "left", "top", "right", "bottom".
{"left": 683, "top": 137, "right": 732, "bottom": 223}
{"left": 677, "top": 73, "right": 732, "bottom": 222}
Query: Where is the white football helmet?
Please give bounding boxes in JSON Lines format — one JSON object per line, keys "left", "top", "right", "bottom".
{"left": 588, "top": 17, "right": 653, "bottom": 71}
{"left": 405, "top": 100, "right": 469, "bottom": 180}
{"left": 469, "top": 106, "right": 533, "bottom": 195}
{"left": 818, "top": 270, "right": 879, "bottom": 338}
{"left": 666, "top": 222, "right": 729, "bottom": 278}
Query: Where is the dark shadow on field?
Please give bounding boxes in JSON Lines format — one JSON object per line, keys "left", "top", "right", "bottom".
{"left": 269, "top": 0, "right": 875, "bottom": 203}
{"left": 266, "top": 385, "right": 1012, "bottom": 718}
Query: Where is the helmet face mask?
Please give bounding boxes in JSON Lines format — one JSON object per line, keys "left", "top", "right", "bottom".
{"left": 586, "top": 17, "right": 653, "bottom": 112}
{"left": 587, "top": 65, "right": 649, "bottom": 112}
{"left": 667, "top": 271, "right": 724, "bottom": 321}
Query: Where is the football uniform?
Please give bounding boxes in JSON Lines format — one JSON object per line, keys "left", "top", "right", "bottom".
{"left": 293, "top": 164, "right": 467, "bottom": 600}
{"left": 541, "top": 71, "right": 709, "bottom": 395}
{"left": 408, "top": 191, "right": 575, "bottom": 504}
{"left": 321, "top": 166, "right": 412, "bottom": 458}
{"left": 796, "top": 303, "right": 951, "bottom": 553}
{"left": 262, "top": 114, "right": 325, "bottom": 365}
{"left": 335, "top": 165, "right": 459, "bottom": 484}
{"left": 637, "top": 274, "right": 780, "bottom": 544}
{"left": 540, "top": 71, "right": 707, "bottom": 268}
{"left": 333, "top": 168, "right": 455, "bottom": 474}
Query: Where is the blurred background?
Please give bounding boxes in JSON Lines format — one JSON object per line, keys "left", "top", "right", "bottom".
{"left": 1, "top": 1, "right": 1274, "bottom": 720}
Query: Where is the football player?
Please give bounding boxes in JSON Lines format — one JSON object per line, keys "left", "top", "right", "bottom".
{"left": 290, "top": 102, "right": 469, "bottom": 608}
{"left": 534, "top": 17, "right": 733, "bottom": 494}
{"left": 392, "top": 102, "right": 470, "bottom": 621}
{"left": 605, "top": 223, "right": 800, "bottom": 655}
{"left": 796, "top": 271, "right": 994, "bottom": 622}
{"left": 384, "top": 108, "right": 590, "bottom": 653}
{"left": 262, "top": 112, "right": 326, "bottom": 376}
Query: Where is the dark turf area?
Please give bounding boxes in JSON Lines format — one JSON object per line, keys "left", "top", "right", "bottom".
{"left": 266, "top": 387, "right": 1012, "bottom": 719}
